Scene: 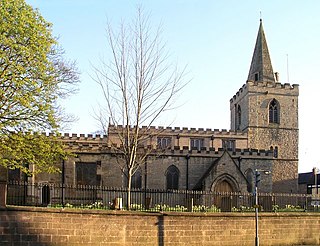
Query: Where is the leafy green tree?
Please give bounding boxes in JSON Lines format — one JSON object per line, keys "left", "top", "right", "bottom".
{"left": 0, "top": 0, "right": 79, "bottom": 176}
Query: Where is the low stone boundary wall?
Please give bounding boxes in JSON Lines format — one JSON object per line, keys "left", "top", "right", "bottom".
{"left": 0, "top": 206, "right": 319, "bottom": 245}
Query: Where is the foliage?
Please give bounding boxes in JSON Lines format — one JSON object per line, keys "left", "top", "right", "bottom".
{"left": 192, "top": 205, "right": 221, "bottom": 213}
{"left": 131, "top": 203, "right": 221, "bottom": 213}
{"left": 231, "top": 206, "right": 255, "bottom": 212}
{"left": 1, "top": 132, "right": 67, "bottom": 174}
{"left": 272, "top": 204, "right": 304, "bottom": 212}
{"left": 130, "top": 203, "right": 144, "bottom": 211}
{"left": 0, "top": 0, "right": 79, "bottom": 174}
{"left": 49, "top": 201, "right": 105, "bottom": 210}
{"left": 85, "top": 201, "right": 104, "bottom": 209}
{"left": 45, "top": 202, "right": 310, "bottom": 213}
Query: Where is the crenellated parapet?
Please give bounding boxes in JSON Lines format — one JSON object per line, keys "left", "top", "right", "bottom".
{"left": 57, "top": 123, "right": 250, "bottom": 154}
{"left": 60, "top": 133, "right": 108, "bottom": 140}
{"left": 60, "top": 135, "right": 273, "bottom": 159}
{"left": 108, "top": 124, "right": 247, "bottom": 138}
{"left": 58, "top": 133, "right": 108, "bottom": 152}
{"left": 156, "top": 146, "right": 274, "bottom": 159}
{"left": 230, "top": 80, "right": 299, "bottom": 103}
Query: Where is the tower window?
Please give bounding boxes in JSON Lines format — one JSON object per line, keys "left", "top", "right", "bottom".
{"left": 274, "top": 146, "right": 278, "bottom": 158}
{"left": 270, "top": 146, "right": 279, "bottom": 158}
{"left": 237, "top": 105, "right": 241, "bottom": 130}
{"left": 269, "top": 99, "right": 280, "bottom": 124}
{"left": 254, "top": 72, "right": 259, "bottom": 81}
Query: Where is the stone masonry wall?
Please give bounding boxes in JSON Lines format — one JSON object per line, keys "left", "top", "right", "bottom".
{"left": 1, "top": 206, "right": 320, "bottom": 246}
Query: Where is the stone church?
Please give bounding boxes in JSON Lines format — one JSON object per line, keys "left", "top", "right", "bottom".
{"left": 30, "top": 19, "right": 299, "bottom": 194}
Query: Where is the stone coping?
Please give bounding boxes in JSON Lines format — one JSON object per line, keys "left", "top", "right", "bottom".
{"left": 2, "top": 205, "right": 320, "bottom": 218}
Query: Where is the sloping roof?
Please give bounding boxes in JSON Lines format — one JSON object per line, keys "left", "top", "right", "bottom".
{"left": 193, "top": 158, "right": 220, "bottom": 190}
{"left": 298, "top": 172, "right": 320, "bottom": 185}
{"left": 192, "top": 151, "right": 248, "bottom": 190}
{"left": 247, "top": 19, "right": 275, "bottom": 83}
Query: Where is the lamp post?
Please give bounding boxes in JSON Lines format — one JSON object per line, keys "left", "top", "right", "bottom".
{"left": 313, "top": 167, "right": 319, "bottom": 195}
{"left": 254, "top": 169, "right": 271, "bottom": 246}
{"left": 61, "top": 159, "right": 65, "bottom": 207}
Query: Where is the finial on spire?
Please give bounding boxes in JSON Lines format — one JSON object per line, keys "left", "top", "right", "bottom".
{"left": 260, "top": 11, "right": 262, "bottom": 21}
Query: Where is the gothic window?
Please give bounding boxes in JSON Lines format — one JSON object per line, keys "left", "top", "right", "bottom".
{"left": 237, "top": 105, "right": 241, "bottom": 130}
{"left": 131, "top": 168, "right": 142, "bottom": 189}
{"left": 157, "top": 137, "right": 172, "bottom": 149}
{"left": 269, "top": 99, "right": 280, "bottom": 124}
{"left": 76, "top": 162, "right": 98, "bottom": 185}
{"left": 166, "top": 165, "right": 179, "bottom": 190}
{"left": 245, "top": 169, "right": 254, "bottom": 193}
{"left": 190, "top": 138, "right": 204, "bottom": 150}
{"left": 222, "top": 139, "right": 236, "bottom": 151}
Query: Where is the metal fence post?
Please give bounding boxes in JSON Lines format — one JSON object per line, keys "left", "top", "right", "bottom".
{"left": 0, "top": 166, "right": 7, "bottom": 208}
{"left": 0, "top": 181, "right": 7, "bottom": 208}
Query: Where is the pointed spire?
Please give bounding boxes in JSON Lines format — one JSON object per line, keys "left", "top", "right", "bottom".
{"left": 247, "top": 19, "right": 275, "bottom": 83}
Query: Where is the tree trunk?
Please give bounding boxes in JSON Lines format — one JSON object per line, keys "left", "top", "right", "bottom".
{"left": 127, "top": 170, "right": 132, "bottom": 210}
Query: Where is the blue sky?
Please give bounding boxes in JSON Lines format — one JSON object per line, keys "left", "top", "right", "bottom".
{"left": 25, "top": 0, "right": 320, "bottom": 173}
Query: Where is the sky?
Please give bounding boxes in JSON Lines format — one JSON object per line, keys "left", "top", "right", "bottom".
{"left": 25, "top": 0, "right": 320, "bottom": 173}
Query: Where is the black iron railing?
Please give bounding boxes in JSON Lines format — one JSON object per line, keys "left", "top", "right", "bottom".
{"left": 6, "top": 181, "right": 320, "bottom": 212}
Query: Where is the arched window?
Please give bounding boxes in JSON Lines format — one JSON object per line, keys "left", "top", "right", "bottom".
{"left": 269, "top": 99, "right": 280, "bottom": 124}
{"left": 237, "top": 105, "right": 241, "bottom": 130}
{"left": 131, "top": 168, "right": 142, "bottom": 189}
{"left": 166, "top": 165, "right": 179, "bottom": 190}
{"left": 245, "top": 169, "right": 254, "bottom": 193}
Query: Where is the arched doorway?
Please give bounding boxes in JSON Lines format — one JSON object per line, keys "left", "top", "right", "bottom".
{"left": 212, "top": 177, "right": 237, "bottom": 212}
{"left": 214, "top": 180, "right": 234, "bottom": 193}
{"left": 42, "top": 185, "right": 50, "bottom": 206}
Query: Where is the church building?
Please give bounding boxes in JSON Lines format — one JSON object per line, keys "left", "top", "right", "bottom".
{"left": 31, "top": 20, "right": 299, "bottom": 194}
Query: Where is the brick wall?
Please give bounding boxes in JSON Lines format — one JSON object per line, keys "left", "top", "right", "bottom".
{"left": 1, "top": 206, "right": 320, "bottom": 246}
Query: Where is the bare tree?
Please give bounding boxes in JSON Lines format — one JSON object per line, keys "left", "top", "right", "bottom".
{"left": 92, "top": 7, "right": 187, "bottom": 208}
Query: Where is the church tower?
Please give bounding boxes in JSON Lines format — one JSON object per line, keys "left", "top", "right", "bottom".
{"left": 230, "top": 19, "right": 299, "bottom": 193}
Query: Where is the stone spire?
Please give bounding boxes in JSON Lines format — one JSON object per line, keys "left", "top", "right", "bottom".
{"left": 247, "top": 19, "right": 275, "bottom": 83}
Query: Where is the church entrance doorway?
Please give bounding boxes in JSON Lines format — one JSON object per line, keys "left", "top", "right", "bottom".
{"left": 213, "top": 179, "right": 236, "bottom": 212}
{"left": 214, "top": 180, "right": 234, "bottom": 193}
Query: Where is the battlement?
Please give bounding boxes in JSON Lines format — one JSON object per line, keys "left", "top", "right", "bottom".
{"left": 63, "top": 137, "right": 273, "bottom": 158}
{"left": 158, "top": 146, "right": 274, "bottom": 158}
{"left": 108, "top": 124, "right": 246, "bottom": 137}
{"left": 230, "top": 80, "right": 299, "bottom": 103}
{"left": 61, "top": 133, "right": 107, "bottom": 140}
{"left": 56, "top": 133, "right": 108, "bottom": 152}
